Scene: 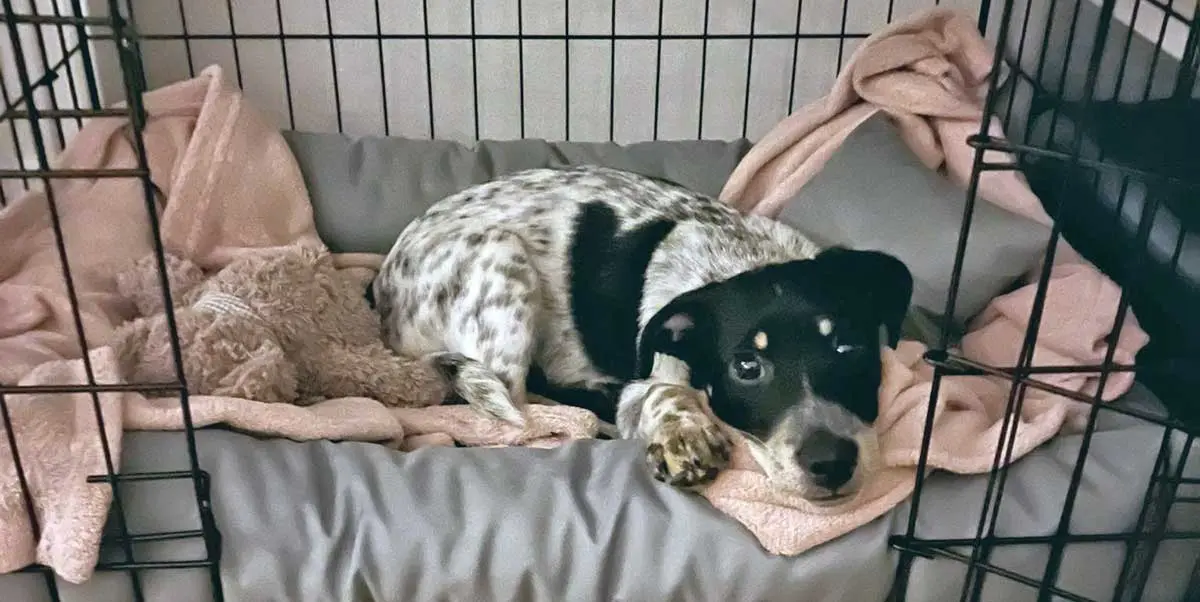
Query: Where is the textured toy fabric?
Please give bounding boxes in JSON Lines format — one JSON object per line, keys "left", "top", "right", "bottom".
{"left": 111, "top": 246, "right": 447, "bottom": 408}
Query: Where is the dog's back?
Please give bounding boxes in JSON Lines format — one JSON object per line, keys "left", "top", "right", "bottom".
{"left": 373, "top": 165, "right": 817, "bottom": 420}
{"left": 375, "top": 165, "right": 913, "bottom": 498}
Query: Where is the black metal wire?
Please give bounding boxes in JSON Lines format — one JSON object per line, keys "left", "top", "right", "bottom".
{"left": 420, "top": 0, "right": 434, "bottom": 138}
{"left": 906, "top": 0, "right": 1013, "bottom": 510}
{"left": 68, "top": 0, "right": 102, "bottom": 112}
{"left": 4, "top": 2, "right": 1198, "bottom": 602}
{"left": 786, "top": 0, "right": 803, "bottom": 114}
{"left": 25, "top": 6, "right": 68, "bottom": 149}
{"left": 1111, "top": 427, "right": 1175, "bottom": 600}
{"left": 373, "top": 0, "right": 389, "bottom": 136}
{"left": 108, "top": 31, "right": 874, "bottom": 41}
{"left": 997, "top": 0, "right": 1037, "bottom": 135}
{"left": 113, "top": 14, "right": 225, "bottom": 600}
{"left": 518, "top": 0, "right": 526, "bottom": 140}
{"left": 966, "top": 31, "right": 1095, "bottom": 601}
{"left": 740, "top": 0, "right": 757, "bottom": 139}
{"left": 835, "top": 0, "right": 851, "bottom": 73}
{"left": 0, "top": 73, "right": 31, "bottom": 191}
{"left": 2, "top": 4, "right": 146, "bottom": 598}
{"left": 964, "top": 2, "right": 1119, "bottom": 598}
{"left": 892, "top": 542, "right": 1095, "bottom": 602}
{"left": 1146, "top": 0, "right": 1195, "bottom": 26}
{"left": 41, "top": 0, "right": 82, "bottom": 137}
{"left": 651, "top": 0, "right": 664, "bottom": 140}
{"left": 273, "top": 0, "right": 295, "bottom": 130}
{"left": 1077, "top": 0, "right": 1153, "bottom": 270}
{"left": 1, "top": 13, "right": 110, "bottom": 26}
{"left": 223, "top": 0, "right": 243, "bottom": 89}
{"left": 323, "top": 0, "right": 342, "bottom": 133}
{"left": 1173, "top": 0, "right": 1200, "bottom": 100}
{"left": 174, "top": 0, "right": 195, "bottom": 77}
{"left": 607, "top": 0, "right": 615, "bottom": 141}
{"left": 695, "top": 0, "right": 712, "bottom": 139}
{"left": 1037, "top": 2, "right": 1197, "bottom": 592}
{"left": 890, "top": 0, "right": 1018, "bottom": 595}
{"left": 1186, "top": 555, "right": 1200, "bottom": 602}
{"left": 564, "top": 0, "right": 569, "bottom": 142}
{"left": 1121, "top": 434, "right": 1196, "bottom": 601}
{"left": 925, "top": 353, "right": 1194, "bottom": 433}
{"left": 1028, "top": 11, "right": 1200, "bottom": 593}
{"left": 0, "top": 5, "right": 224, "bottom": 600}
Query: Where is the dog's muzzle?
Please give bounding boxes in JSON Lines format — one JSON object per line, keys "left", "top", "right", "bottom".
{"left": 743, "top": 401, "right": 879, "bottom": 506}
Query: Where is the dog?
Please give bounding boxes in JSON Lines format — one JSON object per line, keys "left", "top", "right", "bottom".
{"left": 374, "top": 165, "right": 913, "bottom": 503}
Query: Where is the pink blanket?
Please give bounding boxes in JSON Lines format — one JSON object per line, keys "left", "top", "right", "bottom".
{"left": 0, "top": 66, "right": 597, "bottom": 583}
{"left": 700, "top": 7, "right": 1149, "bottom": 554}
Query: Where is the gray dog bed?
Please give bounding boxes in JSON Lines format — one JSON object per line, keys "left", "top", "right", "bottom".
{"left": 5, "top": 132, "right": 1196, "bottom": 602}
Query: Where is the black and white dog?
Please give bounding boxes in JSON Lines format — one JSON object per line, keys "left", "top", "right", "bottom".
{"left": 374, "top": 165, "right": 912, "bottom": 503}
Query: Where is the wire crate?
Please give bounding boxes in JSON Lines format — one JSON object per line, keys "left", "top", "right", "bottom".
{"left": 0, "top": 1, "right": 222, "bottom": 601}
{"left": 1, "top": 1, "right": 1198, "bottom": 601}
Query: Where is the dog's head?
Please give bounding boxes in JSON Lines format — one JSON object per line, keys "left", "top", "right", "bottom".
{"left": 637, "top": 247, "right": 912, "bottom": 504}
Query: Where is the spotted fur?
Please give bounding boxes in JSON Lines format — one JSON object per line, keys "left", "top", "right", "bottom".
{"left": 375, "top": 165, "right": 912, "bottom": 498}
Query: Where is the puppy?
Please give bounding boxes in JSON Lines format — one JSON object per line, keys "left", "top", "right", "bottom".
{"left": 374, "top": 165, "right": 912, "bottom": 503}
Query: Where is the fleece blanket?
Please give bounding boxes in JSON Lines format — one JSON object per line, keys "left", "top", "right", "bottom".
{"left": 701, "top": 7, "right": 1149, "bottom": 554}
{"left": 0, "top": 66, "right": 600, "bottom": 584}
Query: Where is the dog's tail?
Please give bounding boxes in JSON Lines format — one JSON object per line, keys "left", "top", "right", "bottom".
{"left": 427, "top": 352, "right": 527, "bottom": 427}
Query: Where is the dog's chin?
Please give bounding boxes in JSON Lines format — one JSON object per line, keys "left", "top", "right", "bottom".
{"left": 805, "top": 490, "right": 857, "bottom": 507}
{"left": 744, "top": 429, "right": 880, "bottom": 507}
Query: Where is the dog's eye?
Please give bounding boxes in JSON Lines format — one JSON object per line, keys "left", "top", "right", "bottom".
{"left": 736, "top": 358, "right": 762, "bottom": 379}
{"left": 729, "top": 351, "right": 771, "bottom": 385}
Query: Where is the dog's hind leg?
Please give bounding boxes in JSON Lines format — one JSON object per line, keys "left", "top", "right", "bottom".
{"left": 433, "top": 229, "right": 541, "bottom": 427}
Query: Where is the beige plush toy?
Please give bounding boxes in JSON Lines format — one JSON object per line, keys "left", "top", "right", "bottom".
{"left": 109, "top": 245, "right": 449, "bottom": 407}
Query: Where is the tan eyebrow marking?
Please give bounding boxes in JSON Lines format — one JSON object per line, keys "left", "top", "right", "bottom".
{"left": 817, "top": 317, "right": 834, "bottom": 336}
{"left": 753, "top": 331, "right": 769, "bottom": 350}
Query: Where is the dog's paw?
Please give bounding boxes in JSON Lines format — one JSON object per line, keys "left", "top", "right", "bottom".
{"left": 645, "top": 412, "right": 731, "bottom": 488}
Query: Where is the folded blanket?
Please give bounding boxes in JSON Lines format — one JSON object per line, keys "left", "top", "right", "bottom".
{"left": 0, "top": 64, "right": 320, "bottom": 581}
{"left": 703, "top": 7, "right": 1149, "bottom": 554}
{"left": 0, "top": 66, "right": 597, "bottom": 583}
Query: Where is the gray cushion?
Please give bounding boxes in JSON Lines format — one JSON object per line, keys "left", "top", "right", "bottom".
{"left": 285, "top": 127, "right": 1048, "bottom": 329}
{"left": 3, "top": 385, "right": 1193, "bottom": 602}
{"left": 4, "top": 136, "right": 1193, "bottom": 602}
{"left": 775, "top": 114, "right": 1052, "bottom": 323}
{"left": 281, "top": 134, "right": 751, "bottom": 256}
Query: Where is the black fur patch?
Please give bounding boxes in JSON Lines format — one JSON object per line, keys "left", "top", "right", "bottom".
{"left": 568, "top": 202, "right": 676, "bottom": 381}
{"left": 364, "top": 280, "right": 377, "bottom": 309}
{"left": 525, "top": 366, "right": 620, "bottom": 424}
{"left": 635, "top": 248, "right": 913, "bottom": 432}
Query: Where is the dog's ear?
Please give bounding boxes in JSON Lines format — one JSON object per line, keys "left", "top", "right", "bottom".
{"left": 636, "top": 295, "right": 715, "bottom": 385}
{"left": 810, "top": 247, "right": 913, "bottom": 347}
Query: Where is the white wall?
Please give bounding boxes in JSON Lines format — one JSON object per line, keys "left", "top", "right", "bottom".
{"left": 3, "top": 0, "right": 1191, "bottom": 203}
{"left": 0, "top": 0, "right": 95, "bottom": 202}
{"left": 97, "top": 0, "right": 984, "bottom": 143}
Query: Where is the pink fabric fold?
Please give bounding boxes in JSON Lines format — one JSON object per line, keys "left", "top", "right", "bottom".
{"left": 701, "top": 7, "right": 1149, "bottom": 555}
{"left": 0, "top": 66, "right": 595, "bottom": 583}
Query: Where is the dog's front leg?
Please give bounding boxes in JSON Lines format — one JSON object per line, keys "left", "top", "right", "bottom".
{"left": 617, "top": 355, "right": 731, "bottom": 488}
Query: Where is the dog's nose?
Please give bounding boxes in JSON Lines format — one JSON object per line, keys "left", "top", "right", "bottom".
{"left": 796, "top": 429, "right": 858, "bottom": 490}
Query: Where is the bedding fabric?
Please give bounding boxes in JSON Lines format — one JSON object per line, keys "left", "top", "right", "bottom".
{"left": 4, "top": 135, "right": 1195, "bottom": 601}
{"left": 2, "top": 384, "right": 1195, "bottom": 602}
{"left": 283, "top": 129, "right": 1047, "bottom": 328}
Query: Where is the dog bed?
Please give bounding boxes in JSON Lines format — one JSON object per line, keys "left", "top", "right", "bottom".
{"left": 3, "top": 134, "right": 1197, "bottom": 602}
